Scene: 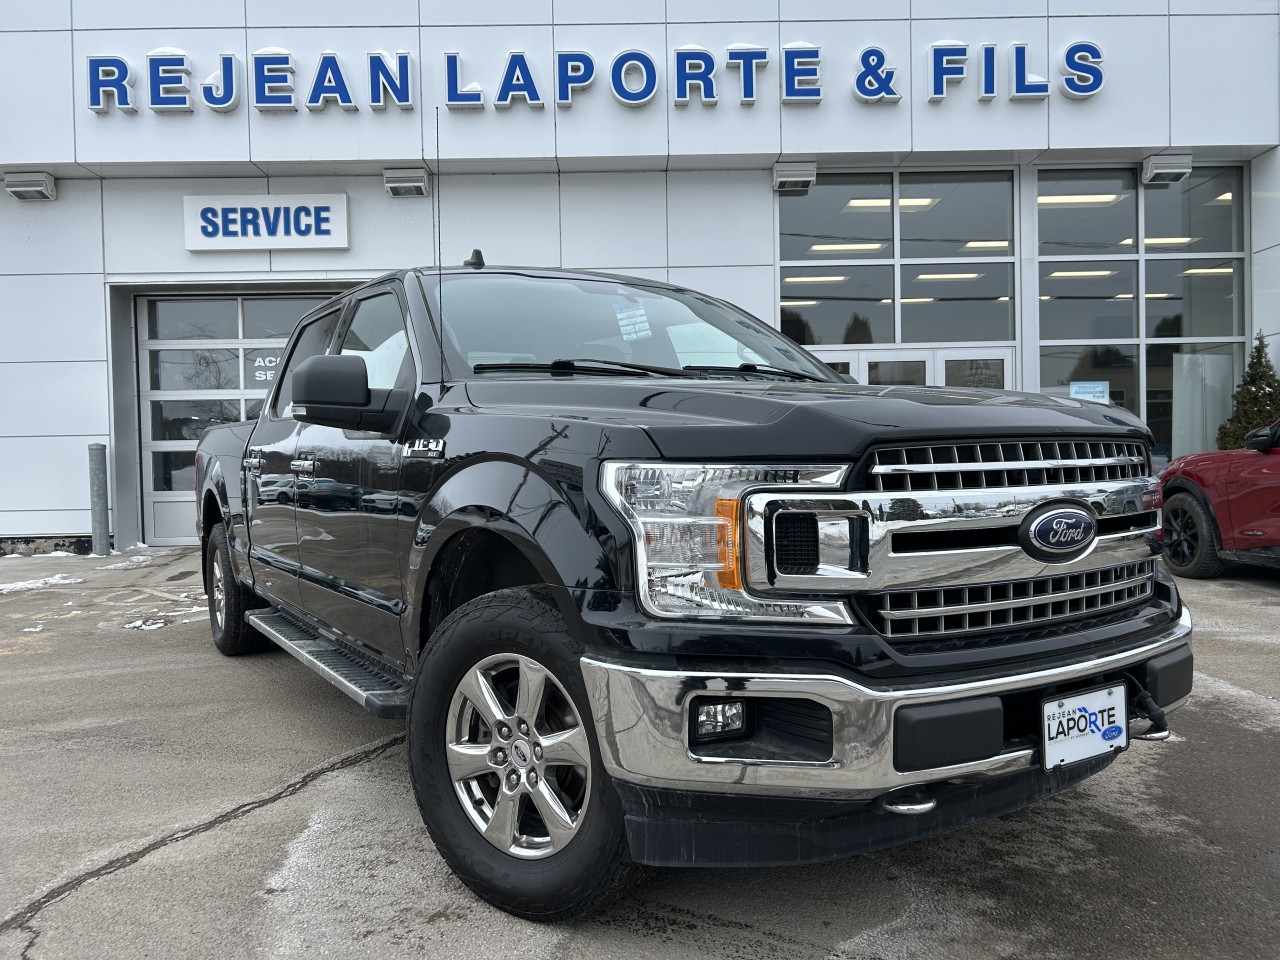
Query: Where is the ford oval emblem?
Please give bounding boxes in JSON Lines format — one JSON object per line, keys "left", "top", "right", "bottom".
{"left": 1019, "top": 504, "right": 1098, "bottom": 563}
{"left": 1102, "top": 725, "right": 1124, "bottom": 742}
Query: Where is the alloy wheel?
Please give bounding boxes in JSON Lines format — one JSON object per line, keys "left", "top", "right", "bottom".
{"left": 1163, "top": 504, "right": 1199, "bottom": 567}
{"left": 445, "top": 654, "right": 592, "bottom": 859}
{"left": 211, "top": 557, "right": 226, "bottom": 630}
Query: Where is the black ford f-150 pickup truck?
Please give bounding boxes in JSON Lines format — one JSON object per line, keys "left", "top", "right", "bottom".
{"left": 195, "top": 260, "right": 1193, "bottom": 921}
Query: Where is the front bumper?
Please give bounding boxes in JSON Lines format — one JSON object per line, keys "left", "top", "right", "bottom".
{"left": 580, "top": 606, "right": 1192, "bottom": 802}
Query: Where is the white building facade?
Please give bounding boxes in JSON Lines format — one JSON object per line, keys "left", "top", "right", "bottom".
{"left": 2, "top": 1, "right": 1279, "bottom": 546}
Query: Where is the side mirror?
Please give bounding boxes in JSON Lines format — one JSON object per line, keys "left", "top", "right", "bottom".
{"left": 1244, "top": 425, "right": 1274, "bottom": 452}
{"left": 292, "top": 354, "right": 404, "bottom": 433}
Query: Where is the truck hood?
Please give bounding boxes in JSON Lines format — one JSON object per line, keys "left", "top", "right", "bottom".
{"left": 463, "top": 378, "right": 1150, "bottom": 460}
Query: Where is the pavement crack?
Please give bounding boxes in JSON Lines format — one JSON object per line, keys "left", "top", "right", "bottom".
{"left": 0, "top": 733, "right": 405, "bottom": 938}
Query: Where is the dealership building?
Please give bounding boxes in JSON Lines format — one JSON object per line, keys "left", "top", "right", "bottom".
{"left": 1, "top": 2, "right": 1278, "bottom": 546}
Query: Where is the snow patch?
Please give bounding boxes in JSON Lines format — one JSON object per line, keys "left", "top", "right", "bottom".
{"left": 0, "top": 574, "right": 85, "bottom": 595}
{"left": 23, "top": 624, "right": 45, "bottom": 634}
{"left": 123, "top": 619, "right": 167, "bottom": 631}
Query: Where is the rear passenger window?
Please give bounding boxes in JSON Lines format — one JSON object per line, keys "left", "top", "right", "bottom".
{"left": 271, "top": 310, "right": 340, "bottom": 419}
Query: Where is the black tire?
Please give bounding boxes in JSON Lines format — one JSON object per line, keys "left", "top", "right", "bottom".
{"left": 1162, "top": 492, "right": 1227, "bottom": 579}
{"left": 205, "top": 523, "right": 270, "bottom": 655}
{"left": 408, "top": 586, "right": 639, "bottom": 921}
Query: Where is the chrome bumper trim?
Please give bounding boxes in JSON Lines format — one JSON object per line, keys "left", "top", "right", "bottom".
{"left": 580, "top": 606, "right": 1192, "bottom": 800}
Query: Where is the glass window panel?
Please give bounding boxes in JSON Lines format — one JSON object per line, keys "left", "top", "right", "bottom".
{"left": 148, "top": 349, "right": 238, "bottom": 391}
{"left": 339, "top": 294, "right": 411, "bottom": 390}
{"left": 1038, "top": 170, "right": 1137, "bottom": 256}
{"left": 1040, "top": 344, "right": 1138, "bottom": 415}
{"left": 243, "top": 298, "right": 326, "bottom": 339}
{"left": 899, "top": 172, "right": 1014, "bottom": 259}
{"left": 1146, "top": 341, "right": 1244, "bottom": 467}
{"left": 245, "top": 399, "right": 264, "bottom": 421}
{"left": 945, "top": 358, "right": 1005, "bottom": 389}
{"left": 152, "top": 452, "right": 197, "bottom": 492}
{"left": 1039, "top": 261, "right": 1137, "bottom": 340}
{"left": 150, "top": 400, "right": 240, "bottom": 441}
{"left": 1145, "top": 259, "right": 1243, "bottom": 339}
{"left": 900, "top": 263, "right": 1013, "bottom": 343}
{"left": 146, "top": 300, "right": 237, "bottom": 341}
{"left": 868, "top": 360, "right": 926, "bottom": 386}
{"left": 244, "top": 347, "right": 285, "bottom": 391}
{"left": 779, "top": 175, "right": 892, "bottom": 261}
{"left": 274, "top": 310, "right": 341, "bottom": 418}
{"left": 780, "top": 265, "right": 893, "bottom": 344}
{"left": 1144, "top": 167, "right": 1243, "bottom": 254}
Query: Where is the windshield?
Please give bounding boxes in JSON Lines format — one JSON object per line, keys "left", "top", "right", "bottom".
{"left": 419, "top": 272, "right": 839, "bottom": 382}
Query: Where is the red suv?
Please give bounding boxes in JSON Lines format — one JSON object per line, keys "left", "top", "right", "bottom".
{"left": 1160, "top": 420, "right": 1280, "bottom": 577}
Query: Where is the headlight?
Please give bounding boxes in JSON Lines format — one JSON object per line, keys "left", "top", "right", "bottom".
{"left": 600, "top": 462, "right": 853, "bottom": 622}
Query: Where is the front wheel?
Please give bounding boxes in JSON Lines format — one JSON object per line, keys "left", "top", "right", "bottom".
{"left": 1162, "top": 492, "right": 1226, "bottom": 579}
{"left": 205, "top": 523, "right": 269, "bottom": 655}
{"left": 407, "top": 587, "right": 638, "bottom": 921}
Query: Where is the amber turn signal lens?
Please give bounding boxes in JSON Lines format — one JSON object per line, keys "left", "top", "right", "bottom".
{"left": 714, "top": 498, "right": 742, "bottom": 589}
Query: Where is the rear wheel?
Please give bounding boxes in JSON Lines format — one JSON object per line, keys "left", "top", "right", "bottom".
{"left": 408, "top": 586, "right": 638, "bottom": 921}
{"left": 205, "top": 523, "right": 269, "bottom": 655}
{"left": 1162, "top": 492, "right": 1226, "bottom": 579}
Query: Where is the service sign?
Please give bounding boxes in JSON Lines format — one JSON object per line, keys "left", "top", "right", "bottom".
{"left": 183, "top": 194, "right": 349, "bottom": 251}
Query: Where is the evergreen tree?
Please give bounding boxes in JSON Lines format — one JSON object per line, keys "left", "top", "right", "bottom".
{"left": 1217, "top": 332, "right": 1280, "bottom": 449}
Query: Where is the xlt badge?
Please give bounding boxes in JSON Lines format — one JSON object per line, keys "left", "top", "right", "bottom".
{"left": 405, "top": 438, "right": 445, "bottom": 459}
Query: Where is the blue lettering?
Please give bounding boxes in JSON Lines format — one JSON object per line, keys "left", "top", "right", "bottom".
{"left": 980, "top": 44, "right": 997, "bottom": 101}
{"left": 220, "top": 207, "right": 239, "bottom": 237}
{"left": 930, "top": 44, "right": 968, "bottom": 101}
{"left": 726, "top": 47, "right": 768, "bottom": 104}
{"left": 293, "top": 206, "right": 312, "bottom": 237}
{"left": 610, "top": 50, "right": 658, "bottom": 106}
{"left": 199, "top": 207, "right": 218, "bottom": 238}
{"left": 555, "top": 51, "right": 595, "bottom": 106}
{"left": 1060, "top": 41, "right": 1104, "bottom": 99}
{"left": 200, "top": 54, "right": 240, "bottom": 111}
{"left": 314, "top": 206, "right": 331, "bottom": 236}
{"left": 1011, "top": 44, "right": 1050, "bottom": 99}
{"left": 445, "top": 52, "right": 484, "bottom": 108}
{"left": 282, "top": 207, "right": 292, "bottom": 237}
{"left": 782, "top": 47, "right": 821, "bottom": 103}
{"left": 252, "top": 52, "right": 296, "bottom": 110}
{"left": 495, "top": 51, "right": 544, "bottom": 108}
{"left": 148, "top": 53, "right": 192, "bottom": 111}
{"left": 674, "top": 49, "right": 717, "bottom": 105}
{"left": 240, "top": 207, "right": 261, "bottom": 237}
{"left": 306, "top": 53, "right": 356, "bottom": 111}
{"left": 369, "top": 51, "right": 412, "bottom": 109}
{"left": 88, "top": 56, "right": 135, "bottom": 113}
{"left": 263, "top": 207, "right": 282, "bottom": 237}
{"left": 853, "top": 47, "right": 900, "bottom": 103}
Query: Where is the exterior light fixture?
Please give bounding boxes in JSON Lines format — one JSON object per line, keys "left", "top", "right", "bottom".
{"left": 383, "top": 168, "right": 430, "bottom": 198}
{"left": 1142, "top": 154, "right": 1193, "bottom": 184}
{"left": 773, "top": 161, "right": 818, "bottom": 194}
{"left": 3, "top": 171, "right": 56, "bottom": 201}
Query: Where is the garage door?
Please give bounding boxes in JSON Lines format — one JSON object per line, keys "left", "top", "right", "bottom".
{"left": 138, "top": 295, "right": 328, "bottom": 545}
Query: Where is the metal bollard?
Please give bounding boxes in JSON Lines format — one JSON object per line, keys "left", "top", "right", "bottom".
{"left": 88, "top": 443, "right": 110, "bottom": 556}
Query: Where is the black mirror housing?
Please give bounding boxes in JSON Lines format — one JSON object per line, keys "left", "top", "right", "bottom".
{"left": 1244, "top": 425, "right": 1274, "bottom": 452}
{"left": 291, "top": 355, "right": 404, "bottom": 433}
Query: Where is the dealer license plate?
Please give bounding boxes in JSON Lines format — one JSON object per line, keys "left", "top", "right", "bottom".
{"left": 1041, "top": 684, "right": 1128, "bottom": 771}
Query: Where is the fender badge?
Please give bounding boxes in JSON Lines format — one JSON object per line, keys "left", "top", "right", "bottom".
{"left": 405, "top": 438, "right": 445, "bottom": 459}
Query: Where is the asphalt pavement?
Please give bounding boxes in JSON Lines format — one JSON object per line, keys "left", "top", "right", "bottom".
{"left": 1, "top": 546, "right": 1277, "bottom": 960}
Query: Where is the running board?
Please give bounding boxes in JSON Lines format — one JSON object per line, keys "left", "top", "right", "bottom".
{"left": 247, "top": 609, "right": 409, "bottom": 719}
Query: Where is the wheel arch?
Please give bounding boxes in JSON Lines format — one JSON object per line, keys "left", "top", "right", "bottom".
{"left": 1162, "top": 476, "right": 1225, "bottom": 547}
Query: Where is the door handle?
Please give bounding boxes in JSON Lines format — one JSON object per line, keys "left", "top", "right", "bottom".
{"left": 290, "top": 459, "right": 316, "bottom": 475}
{"left": 242, "top": 456, "right": 265, "bottom": 476}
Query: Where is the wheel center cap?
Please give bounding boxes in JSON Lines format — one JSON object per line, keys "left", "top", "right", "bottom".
{"left": 511, "top": 739, "right": 531, "bottom": 768}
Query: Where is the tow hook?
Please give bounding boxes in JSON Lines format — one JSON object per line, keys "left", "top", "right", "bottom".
{"left": 1125, "top": 670, "right": 1171, "bottom": 742}
{"left": 878, "top": 790, "right": 937, "bottom": 816}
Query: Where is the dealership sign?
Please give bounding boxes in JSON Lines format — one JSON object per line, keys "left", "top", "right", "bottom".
{"left": 86, "top": 42, "right": 1104, "bottom": 114}
{"left": 182, "top": 194, "right": 349, "bottom": 251}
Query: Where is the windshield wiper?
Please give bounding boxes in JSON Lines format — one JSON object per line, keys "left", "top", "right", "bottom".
{"left": 472, "top": 358, "right": 701, "bottom": 378}
{"left": 682, "top": 363, "right": 827, "bottom": 382}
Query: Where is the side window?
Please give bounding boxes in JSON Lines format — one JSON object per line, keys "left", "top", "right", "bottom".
{"left": 338, "top": 292, "right": 413, "bottom": 390}
{"left": 272, "top": 309, "right": 341, "bottom": 419}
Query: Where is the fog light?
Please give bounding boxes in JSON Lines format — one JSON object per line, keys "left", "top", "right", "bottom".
{"left": 695, "top": 699, "right": 746, "bottom": 739}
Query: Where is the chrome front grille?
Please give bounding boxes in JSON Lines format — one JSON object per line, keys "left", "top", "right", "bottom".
{"left": 869, "top": 440, "right": 1148, "bottom": 493}
{"left": 866, "top": 560, "right": 1156, "bottom": 640}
